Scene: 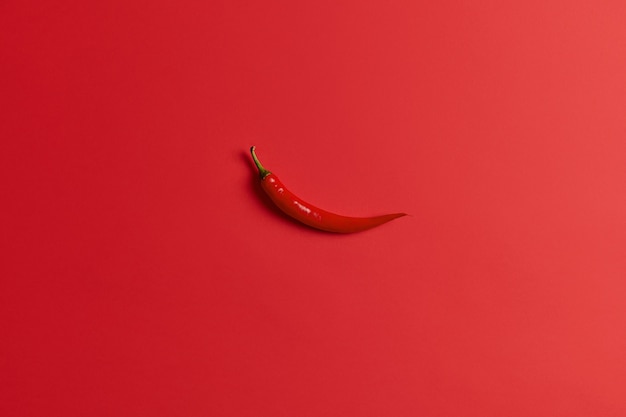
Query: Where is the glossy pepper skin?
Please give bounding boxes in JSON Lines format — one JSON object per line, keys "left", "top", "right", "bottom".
{"left": 250, "top": 146, "right": 406, "bottom": 233}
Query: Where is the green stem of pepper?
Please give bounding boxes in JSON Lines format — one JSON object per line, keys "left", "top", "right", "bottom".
{"left": 250, "top": 146, "right": 271, "bottom": 179}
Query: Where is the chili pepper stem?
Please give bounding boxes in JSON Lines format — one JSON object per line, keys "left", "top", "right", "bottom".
{"left": 250, "top": 146, "right": 271, "bottom": 179}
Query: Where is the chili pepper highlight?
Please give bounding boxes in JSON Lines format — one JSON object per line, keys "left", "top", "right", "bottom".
{"left": 250, "top": 146, "right": 407, "bottom": 233}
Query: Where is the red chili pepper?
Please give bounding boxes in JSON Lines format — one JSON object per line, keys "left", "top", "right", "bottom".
{"left": 250, "top": 146, "right": 406, "bottom": 233}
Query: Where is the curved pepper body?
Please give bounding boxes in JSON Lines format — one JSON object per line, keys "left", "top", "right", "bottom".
{"left": 251, "top": 147, "right": 406, "bottom": 233}
{"left": 262, "top": 173, "right": 405, "bottom": 233}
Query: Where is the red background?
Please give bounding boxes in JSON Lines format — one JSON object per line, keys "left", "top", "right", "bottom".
{"left": 2, "top": 1, "right": 626, "bottom": 416}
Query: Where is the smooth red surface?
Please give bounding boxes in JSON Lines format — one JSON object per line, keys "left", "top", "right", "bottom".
{"left": 2, "top": 1, "right": 626, "bottom": 416}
